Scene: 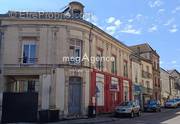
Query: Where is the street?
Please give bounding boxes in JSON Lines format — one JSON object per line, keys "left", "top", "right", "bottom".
{"left": 55, "top": 108, "right": 180, "bottom": 124}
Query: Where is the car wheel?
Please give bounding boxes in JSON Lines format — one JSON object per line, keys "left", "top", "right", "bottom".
{"left": 137, "top": 111, "right": 141, "bottom": 116}
{"left": 130, "top": 111, "right": 134, "bottom": 118}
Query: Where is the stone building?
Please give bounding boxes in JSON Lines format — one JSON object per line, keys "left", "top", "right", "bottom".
{"left": 130, "top": 54, "right": 142, "bottom": 105}
{"left": 0, "top": 1, "right": 132, "bottom": 116}
{"left": 130, "top": 43, "right": 160, "bottom": 102}
{"left": 160, "top": 68, "right": 171, "bottom": 104}
{"left": 168, "top": 69, "right": 180, "bottom": 98}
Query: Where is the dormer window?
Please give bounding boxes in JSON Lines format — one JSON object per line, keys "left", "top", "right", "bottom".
{"left": 72, "top": 9, "right": 81, "bottom": 18}
{"left": 73, "top": 9, "right": 81, "bottom": 15}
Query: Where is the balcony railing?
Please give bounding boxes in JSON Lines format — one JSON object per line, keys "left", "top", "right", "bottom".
{"left": 141, "top": 86, "right": 153, "bottom": 94}
{"left": 18, "top": 58, "right": 38, "bottom": 64}
{"left": 142, "top": 71, "right": 152, "bottom": 79}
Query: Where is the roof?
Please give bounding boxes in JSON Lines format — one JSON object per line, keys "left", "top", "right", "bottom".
{"left": 167, "top": 69, "right": 180, "bottom": 75}
{"left": 69, "top": 1, "right": 85, "bottom": 8}
{"left": 160, "top": 67, "right": 169, "bottom": 74}
{"left": 129, "top": 43, "right": 159, "bottom": 57}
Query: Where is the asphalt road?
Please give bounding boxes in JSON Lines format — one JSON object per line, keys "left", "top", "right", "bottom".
{"left": 101, "top": 108, "right": 180, "bottom": 124}
{"left": 1, "top": 108, "right": 180, "bottom": 124}
{"left": 55, "top": 108, "right": 180, "bottom": 124}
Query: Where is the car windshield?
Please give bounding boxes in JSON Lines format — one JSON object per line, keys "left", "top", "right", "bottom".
{"left": 167, "top": 99, "right": 175, "bottom": 102}
{"left": 148, "top": 100, "right": 156, "bottom": 105}
{"left": 120, "top": 102, "right": 132, "bottom": 106}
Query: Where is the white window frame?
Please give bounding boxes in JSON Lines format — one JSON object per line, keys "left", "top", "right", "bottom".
{"left": 21, "top": 41, "right": 37, "bottom": 64}
{"left": 69, "top": 39, "right": 82, "bottom": 65}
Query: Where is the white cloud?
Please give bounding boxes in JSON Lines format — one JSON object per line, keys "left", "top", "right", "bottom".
{"left": 172, "top": 6, "right": 180, "bottom": 13}
{"left": 136, "top": 14, "right": 143, "bottom": 20}
{"left": 148, "top": 25, "right": 158, "bottom": 32}
{"left": 128, "top": 19, "right": 134, "bottom": 23}
{"left": 158, "top": 8, "right": 165, "bottom": 13}
{"left": 114, "top": 20, "right": 122, "bottom": 26}
{"left": 160, "top": 61, "right": 164, "bottom": 65}
{"left": 120, "top": 25, "right": 141, "bottom": 35}
{"left": 164, "top": 18, "right": 175, "bottom": 26}
{"left": 106, "top": 17, "right": 116, "bottom": 23}
{"left": 84, "top": 13, "right": 98, "bottom": 25}
{"left": 171, "top": 60, "right": 177, "bottom": 64}
{"left": 148, "top": 0, "right": 163, "bottom": 8}
{"left": 106, "top": 26, "right": 116, "bottom": 35}
{"left": 169, "top": 25, "right": 178, "bottom": 33}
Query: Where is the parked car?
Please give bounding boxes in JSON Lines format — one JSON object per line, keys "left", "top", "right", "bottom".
{"left": 144, "top": 100, "right": 161, "bottom": 112}
{"left": 114, "top": 101, "right": 141, "bottom": 118}
{"left": 164, "top": 99, "right": 178, "bottom": 108}
{"left": 175, "top": 98, "right": 180, "bottom": 106}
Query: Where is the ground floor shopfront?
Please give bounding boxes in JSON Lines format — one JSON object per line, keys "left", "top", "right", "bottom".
{"left": 133, "top": 84, "right": 143, "bottom": 108}
{"left": 1, "top": 65, "right": 90, "bottom": 117}
{"left": 90, "top": 69, "right": 132, "bottom": 114}
{"left": 1, "top": 66, "right": 133, "bottom": 116}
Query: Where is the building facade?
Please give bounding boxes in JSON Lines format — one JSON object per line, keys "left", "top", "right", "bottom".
{"left": 131, "top": 54, "right": 142, "bottom": 105}
{"left": 130, "top": 43, "right": 160, "bottom": 102}
{"left": 89, "top": 26, "right": 132, "bottom": 114}
{"left": 0, "top": 1, "right": 133, "bottom": 116}
{"left": 160, "top": 68, "right": 171, "bottom": 104}
{"left": 168, "top": 69, "right": 180, "bottom": 98}
{"left": 140, "top": 58, "right": 153, "bottom": 107}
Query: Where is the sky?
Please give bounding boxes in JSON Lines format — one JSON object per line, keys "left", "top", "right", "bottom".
{"left": 0, "top": 0, "right": 180, "bottom": 71}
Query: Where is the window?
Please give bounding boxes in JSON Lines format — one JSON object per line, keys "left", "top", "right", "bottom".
{"left": 154, "top": 77, "right": 157, "bottom": 86}
{"left": 73, "top": 9, "right": 81, "bottom": 16}
{"left": 9, "top": 80, "right": 39, "bottom": 92}
{"left": 96, "top": 81, "right": 104, "bottom": 106}
{"left": 157, "top": 62, "right": 159, "bottom": 70}
{"left": 69, "top": 39, "right": 82, "bottom": 64}
{"left": 158, "top": 78, "right": 160, "bottom": 87}
{"left": 142, "top": 80, "right": 144, "bottom": 86}
{"left": 146, "top": 65, "right": 149, "bottom": 73}
{"left": 27, "top": 81, "right": 36, "bottom": 92}
{"left": 111, "top": 55, "right": 117, "bottom": 74}
{"left": 146, "top": 81, "right": 150, "bottom": 88}
{"left": 22, "top": 43, "right": 36, "bottom": 64}
{"left": 135, "top": 69, "right": 138, "bottom": 83}
{"left": 123, "top": 80, "right": 129, "bottom": 101}
{"left": 110, "top": 77, "right": 119, "bottom": 91}
{"left": 96, "top": 49, "right": 103, "bottom": 70}
{"left": 123, "top": 60, "right": 128, "bottom": 77}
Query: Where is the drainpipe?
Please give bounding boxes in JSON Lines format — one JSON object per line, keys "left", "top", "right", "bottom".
{"left": 88, "top": 24, "right": 94, "bottom": 107}
{"left": 89, "top": 25, "right": 93, "bottom": 68}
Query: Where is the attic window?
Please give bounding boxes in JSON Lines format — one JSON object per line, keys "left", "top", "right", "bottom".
{"left": 73, "top": 9, "right": 81, "bottom": 14}
{"left": 73, "top": 9, "right": 81, "bottom": 18}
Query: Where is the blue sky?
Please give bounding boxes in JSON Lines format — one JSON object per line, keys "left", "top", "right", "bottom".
{"left": 0, "top": 0, "right": 180, "bottom": 71}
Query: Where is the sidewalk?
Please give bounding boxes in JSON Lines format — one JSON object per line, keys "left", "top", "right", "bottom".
{"left": 52, "top": 114, "right": 118, "bottom": 124}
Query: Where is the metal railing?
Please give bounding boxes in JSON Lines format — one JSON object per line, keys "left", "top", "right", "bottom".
{"left": 18, "top": 58, "right": 38, "bottom": 64}
{"left": 142, "top": 71, "right": 152, "bottom": 79}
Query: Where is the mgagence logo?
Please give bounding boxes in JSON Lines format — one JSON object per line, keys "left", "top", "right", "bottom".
{"left": 63, "top": 53, "right": 115, "bottom": 64}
